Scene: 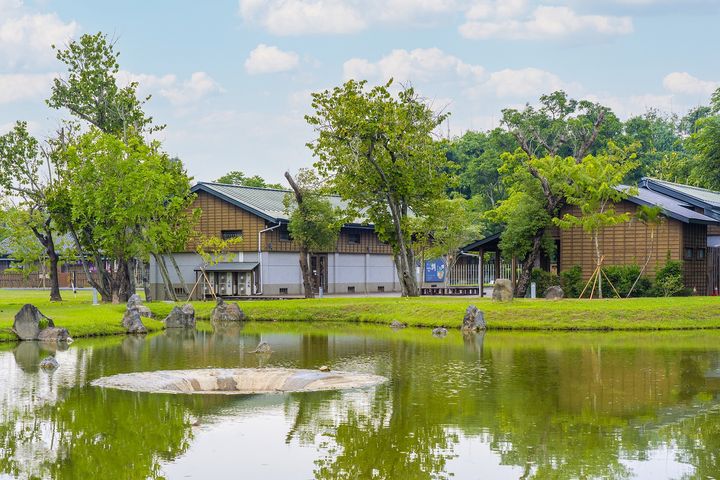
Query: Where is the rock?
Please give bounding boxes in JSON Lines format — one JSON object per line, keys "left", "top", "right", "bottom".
{"left": 250, "top": 341, "right": 272, "bottom": 353}
{"left": 122, "top": 309, "right": 147, "bottom": 334}
{"left": 39, "top": 356, "right": 59, "bottom": 370}
{"left": 544, "top": 285, "right": 565, "bottom": 300}
{"left": 210, "top": 298, "right": 245, "bottom": 322}
{"left": 390, "top": 320, "right": 407, "bottom": 329}
{"left": 492, "top": 279, "right": 514, "bottom": 302}
{"left": 432, "top": 327, "right": 448, "bottom": 338}
{"left": 38, "top": 327, "right": 72, "bottom": 342}
{"left": 462, "top": 305, "right": 486, "bottom": 332}
{"left": 127, "top": 294, "right": 153, "bottom": 317}
{"left": 164, "top": 304, "right": 196, "bottom": 329}
{"left": 13, "top": 304, "right": 53, "bottom": 340}
{"left": 319, "top": 365, "right": 330, "bottom": 372}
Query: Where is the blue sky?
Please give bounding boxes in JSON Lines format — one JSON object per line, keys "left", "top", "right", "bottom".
{"left": 1, "top": 0, "right": 719, "bottom": 185}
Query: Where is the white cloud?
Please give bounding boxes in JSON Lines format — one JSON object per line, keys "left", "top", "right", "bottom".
{"left": 160, "top": 72, "right": 223, "bottom": 106}
{"left": 460, "top": 5, "right": 633, "bottom": 40}
{"left": 237, "top": 0, "right": 462, "bottom": 35}
{"left": 0, "top": 8, "right": 78, "bottom": 68}
{"left": 662, "top": 72, "right": 719, "bottom": 97}
{"left": 483, "top": 68, "right": 569, "bottom": 97}
{"left": 343, "top": 48, "right": 484, "bottom": 83}
{"left": 0, "top": 73, "right": 56, "bottom": 104}
{"left": 245, "top": 44, "right": 300, "bottom": 74}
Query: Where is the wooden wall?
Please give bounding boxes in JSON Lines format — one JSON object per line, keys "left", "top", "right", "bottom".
{"left": 187, "top": 191, "right": 393, "bottom": 255}
{"left": 683, "top": 223, "right": 708, "bottom": 294}
{"left": 559, "top": 201, "right": 682, "bottom": 278}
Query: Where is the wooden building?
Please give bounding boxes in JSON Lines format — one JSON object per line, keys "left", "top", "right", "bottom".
{"left": 148, "top": 182, "right": 400, "bottom": 299}
{"left": 462, "top": 178, "right": 720, "bottom": 296}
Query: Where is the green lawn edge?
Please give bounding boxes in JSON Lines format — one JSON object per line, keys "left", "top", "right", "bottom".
{"left": 1, "top": 290, "right": 718, "bottom": 343}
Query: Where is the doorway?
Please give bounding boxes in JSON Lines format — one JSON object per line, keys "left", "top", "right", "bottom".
{"left": 310, "top": 254, "right": 328, "bottom": 294}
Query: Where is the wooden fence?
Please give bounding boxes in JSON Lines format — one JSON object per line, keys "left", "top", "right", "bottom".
{"left": 0, "top": 272, "right": 97, "bottom": 289}
{"left": 447, "top": 259, "right": 520, "bottom": 286}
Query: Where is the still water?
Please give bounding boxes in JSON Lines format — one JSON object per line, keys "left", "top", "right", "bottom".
{"left": 1, "top": 323, "right": 719, "bottom": 479}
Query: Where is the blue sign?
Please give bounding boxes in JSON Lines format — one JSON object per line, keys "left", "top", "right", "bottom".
{"left": 424, "top": 259, "right": 446, "bottom": 283}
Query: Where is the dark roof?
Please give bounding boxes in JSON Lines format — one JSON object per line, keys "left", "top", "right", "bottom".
{"left": 194, "top": 262, "right": 259, "bottom": 272}
{"left": 191, "top": 182, "right": 370, "bottom": 226}
{"left": 641, "top": 178, "right": 720, "bottom": 209}
{"left": 461, "top": 232, "right": 501, "bottom": 252}
{"left": 620, "top": 185, "right": 719, "bottom": 225}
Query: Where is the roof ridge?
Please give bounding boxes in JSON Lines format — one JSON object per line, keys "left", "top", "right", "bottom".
{"left": 645, "top": 177, "right": 720, "bottom": 195}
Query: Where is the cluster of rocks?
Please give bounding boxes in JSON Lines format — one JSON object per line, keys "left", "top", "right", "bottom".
{"left": 13, "top": 304, "right": 72, "bottom": 343}
{"left": 210, "top": 298, "right": 246, "bottom": 322}
{"left": 544, "top": 285, "right": 564, "bottom": 300}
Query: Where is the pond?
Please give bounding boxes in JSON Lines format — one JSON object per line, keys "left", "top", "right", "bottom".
{"left": 1, "top": 323, "right": 719, "bottom": 479}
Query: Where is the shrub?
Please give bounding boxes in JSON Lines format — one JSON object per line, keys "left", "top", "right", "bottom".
{"left": 560, "top": 265, "right": 583, "bottom": 298}
{"left": 654, "top": 260, "right": 686, "bottom": 297}
{"left": 531, "top": 268, "right": 560, "bottom": 296}
{"left": 604, "top": 264, "right": 653, "bottom": 298}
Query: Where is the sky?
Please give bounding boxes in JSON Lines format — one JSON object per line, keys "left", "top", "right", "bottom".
{"left": 1, "top": 0, "right": 719, "bottom": 186}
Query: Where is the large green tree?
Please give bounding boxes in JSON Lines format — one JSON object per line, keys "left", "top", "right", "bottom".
{"left": 306, "top": 80, "right": 451, "bottom": 297}
{"left": 496, "top": 91, "right": 613, "bottom": 296}
{"left": 687, "top": 88, "right": 720, "bottom": 190}
{"left": 0, "top": 122, "right": 66, "bottom": 301}
{"left": 57, "top": 130, "right": 195, "bottom": 303}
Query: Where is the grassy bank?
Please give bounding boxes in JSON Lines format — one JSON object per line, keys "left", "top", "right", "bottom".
{"left": 1, "top": 289, "right": 719, "bottom": 342}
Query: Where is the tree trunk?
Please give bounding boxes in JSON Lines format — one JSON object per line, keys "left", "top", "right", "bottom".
{"left": 47, "top": 245, "right": 62, "bottom": 302}
{"left": 298, "top": 247, "right": 315, "bottom": 299}
{"left": 515, "top": 231, "right": 544, "bottom": 297}
{"left": 168, "top": 254, "right": 190, "bottom": 297}
{"left": 594, "top": 232, "right": 603, "bottom": 299}
{"left": 152, "top": 252, "right": 178, "bottom": 301}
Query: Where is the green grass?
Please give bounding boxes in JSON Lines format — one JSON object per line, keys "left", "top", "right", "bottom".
{"left": 1, "top": 289, "right": 719, "bottom": 342}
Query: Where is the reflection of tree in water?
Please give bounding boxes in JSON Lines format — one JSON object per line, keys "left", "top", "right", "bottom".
{"left": 664, "top": 407, "right": 720, "bottom": 479}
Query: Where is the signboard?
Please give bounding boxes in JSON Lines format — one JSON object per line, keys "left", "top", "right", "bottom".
{"left": 424, "top": 259, "right": 446, "bottom": 283}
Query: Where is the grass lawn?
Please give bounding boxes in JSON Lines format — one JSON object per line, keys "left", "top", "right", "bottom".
{"left": 1, "top": 289, "right": 719, "bottom": 342}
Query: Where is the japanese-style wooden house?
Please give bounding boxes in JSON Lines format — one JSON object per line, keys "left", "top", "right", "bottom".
{"left": 461, "top": 178, "right": 720, "bottom": 296}
{"left": 148, "top": 182, "right": 400, "bottom": 299}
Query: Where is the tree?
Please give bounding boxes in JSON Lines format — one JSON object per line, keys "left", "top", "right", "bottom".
{"left": 57, "top": 130, "right": 195, "bottom": 303}
{"left": 497, "top": 91, "right": 612, "bottom": 296}
{"left": 687, "top": 88, "right": 720, "bottom": 190}
{"left": 0, "top": 122, "right": 66, "bottom": 301}
{"left": 284, "top": 170, "right": 344, "bottom": 298}
{"left": 621, "top": 109, "right": 683, "bottom": 182}
{"left": 306, "top": 79, "right": 451, "bottom": 297}
{"left": 553, "top": 149, "right": 638, "bottom": 298}
{"left": 47, "top": 32, "right": 156, "bottom": 137}
{"left": 215, "top": 171, "right": 283, "bottom": 189}
{"left": 626, "top": 205, "right": 663, "bottom": 297}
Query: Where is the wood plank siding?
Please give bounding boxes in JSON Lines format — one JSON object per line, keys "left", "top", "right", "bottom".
{"left": 187, "top": 190, "right": 393, "bottom": 255}
{"left": 559, "top": 201, "right": 682, "bottom": 279}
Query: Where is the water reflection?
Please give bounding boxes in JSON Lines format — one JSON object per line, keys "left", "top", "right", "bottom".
{"left": 0, "top": 326, "right": 719, "bottom": 479}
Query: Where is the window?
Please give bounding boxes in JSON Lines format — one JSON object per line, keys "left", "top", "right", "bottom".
{"left": 279, "top": 229, "right": 291, "bottom": 241}
{"left": 348, "top": 232, "right": 361, "bottom": 244}
{"left": 221, "top": 230, "right": 243, "bottom": 240}
{"left": 279, "top": 287, "right": 288, "bottom": 295}
{"left": 377, "top": 286, "right": 385, "bottom": 293}
{"left": 684, "top": 248, "right": 693, "bottom": 260}
{"left": 697, "top": 248, "right": 706, "bottom": 260}
{"left": 347, "top": 286, "right": 356, "bottom": 293}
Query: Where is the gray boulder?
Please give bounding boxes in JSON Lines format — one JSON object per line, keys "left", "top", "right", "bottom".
{"left": 38, "top": 327, "right": 71, "bottom": 342}
{"left": 462, "top": 305, "right": 486, "bottom": 332}
{"left": 432, "top": 327, "right": 448, "bottom": 338}
{"left": 13, "top": 304, "right": 53, "bottom": 340}
{"left": 492, "top": 279, "right": 514, "bottom": 302}
{"left": 544, "top": 285, "right": 565, "bottom": 300}
{"left": 39, "top": 356, "right": 59, "bottom": 371}
{"left": 390, "top": 320, "right": 407, "bottom": 329}
{"left": 210, "top": 298, "right": 245, "bottom": 322}
{"left": 164, "top": 304, "right": 196, "bottom": 329}
{"left": 250, "top": 341, "right": 272, "bottom": 353}
{"left": 122, "top": 309, "right": 148, "bottom": 334}
{"left": 127, "top": 294, "right": 153, "bottom": 318}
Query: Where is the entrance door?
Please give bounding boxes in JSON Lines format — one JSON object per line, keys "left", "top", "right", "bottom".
{"left": 310, "top": 254, "right": 328, "bottom": 294}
